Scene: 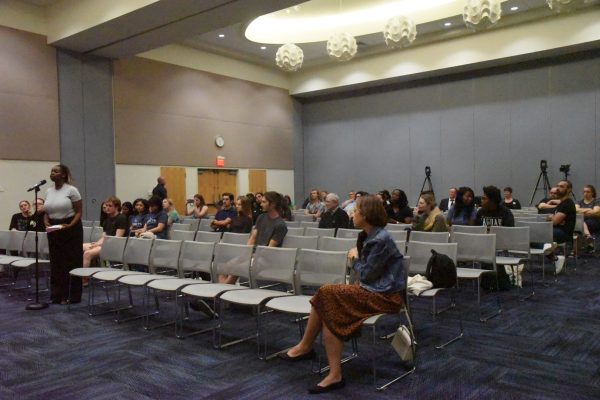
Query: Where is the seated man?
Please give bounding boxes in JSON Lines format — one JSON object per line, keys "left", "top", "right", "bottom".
{"left": 537, "top": 187, "right": 560, "bottom": 214}
{"left": 9, "top": 200, "right": 32, "bottom": 231}
{"left": 475, "top": 186, "right": 514, "bottom": 228}
{"left": 546, "top": 180, "right": 576, "bottom": 274}
{"left": 82, "top": 196, "right": 128, "bottom": 269}
{"left": 439, "top": 187, "right": 457, "bottom": 212}
{"left": 211, "top": 192, "right": 237, "bottom": 232}
{"left": 318, "top": 193, "right": 350, "bottom": 234}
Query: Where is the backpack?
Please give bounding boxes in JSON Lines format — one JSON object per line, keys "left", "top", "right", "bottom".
{"left": 425, "top": 249, "right": 457, "bottom": 288}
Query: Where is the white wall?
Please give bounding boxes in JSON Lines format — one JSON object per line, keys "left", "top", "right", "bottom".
{"left": 0, "top": 160, "right": 57, "bottom": 228}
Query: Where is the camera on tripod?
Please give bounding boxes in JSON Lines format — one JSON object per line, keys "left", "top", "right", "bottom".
{"left": 559, "top": 164, "right": 570, "bottom": 173}
{"left": 540, "top": 160, "right": 548, "bottom": 172}
{"left": 425, "top": 166, "right": 431, "bottom": 177}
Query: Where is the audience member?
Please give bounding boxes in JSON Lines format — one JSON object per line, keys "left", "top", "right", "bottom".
{"left": 447, "top": 186, "right": 477, "bottom": 226}
{"left": 387, "top": 189, "right": 412, "bottom": 224}
{"left": 281, "top": 195, "right": 293, "bottom": 221}
{"left": 549, "top": 180, "right": 576, "bottom": 244}
{"left": 252, "top": 192, "right": 265, "bottom": 223}
{"left": 129, "top": 198, "right": 148, "bottom": 235}
{"left": 537, "top": 187, "right": 560, "bottom": 214}
{"left": 162, "top": 198, "right": 181, "bottom": 227}
{"left": 229, "top": 196, "right": 253, "bottom": 234}
{"left": 439, "top": 188, "right": 457, "bottom": 212}
{"left": 121, "top": 201, "right": 133, "bottom": 218}
{"left": 412, "top": 193, "right": 448, "bottom": 232}
{"left": 576, "top": 184, "right": 600, "bottom": 239}
{"left": 186, "top": 194, "right": 209, "bottom": 219}
{"left": 136, "top": 196, "right": 168, "bottom": 239}
{"left": 305, "top": 188, "right": 325, "bottom": 219}
{"left": 9, "top": 200, "right": 32, "bottom": 231}
{"left": 279, "top": 195, "right": 405, "bottom": 394}
{"left": 152, "top": 176, "right": 167, "bottom": 201}
{"left": 476, "top": 186, "right": 514, "bottom": 228}
{"left": 340, "top": 191, "right": 356, "bottom": 209}
{"left": 503, "top": 187, "right": 522, "bottom": 209}
{"left": 318, "top": 193, "right": 350, "bottom": 233}
{"left": 99, "top": 201, "right": 109, "bottom": 227}
{"left": 211, "top": 193, "right": 237, "bottom": 232}
{"left": 32, "top": 198, "right": 46, "bottom": 232}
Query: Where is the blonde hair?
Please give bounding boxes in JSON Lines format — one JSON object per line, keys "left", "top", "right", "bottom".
{"left": 419, "top": 193, "right": 442, "bottom": 231}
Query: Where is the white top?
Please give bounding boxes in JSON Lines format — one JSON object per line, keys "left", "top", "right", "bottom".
{"left": 45, "top": 184, "right": 82, "bottom": 219}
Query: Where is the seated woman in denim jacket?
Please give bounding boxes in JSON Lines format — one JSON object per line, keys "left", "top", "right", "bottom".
{"left": 279, "top": 195, "right": 405, "bottom": 394}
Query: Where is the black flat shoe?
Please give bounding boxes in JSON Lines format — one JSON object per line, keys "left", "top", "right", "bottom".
{"left": 278, "top": 349, "right": 316, "bottom": 362}
{"left": 308, "top": 378, "right": 346, "bottom": 394}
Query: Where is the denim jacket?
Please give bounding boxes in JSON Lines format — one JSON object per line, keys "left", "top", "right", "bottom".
{"left": 353, "top": 227, "right": 405, "bottom": 293}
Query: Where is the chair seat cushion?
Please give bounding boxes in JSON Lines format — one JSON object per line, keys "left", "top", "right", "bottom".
{"left": 414, "top": 288, "right": 445, "bottom": 297}
{"left": 92, "top": 270, "right": 147, "bottom": 281}
{"left": 147, "top": 278, "right": 207, "bottom": 291}
{"left": 220, "top": 288, "right": 292, "bottom": 306}
{"left": 362, "top": 313, "right": 386, "bottom": 326}
{"left": 118, "top": 274, "right": 176, "bottom": 286}
{"left": 456, "top": 267, "right": 488, "bottom": 279}
{"left": 181, "top": 283, "right": 248, "bottom": 298}
{"left": 0, "top": 256, "right": 25, "bottom": 265}
{"left": 266, "top": 295, "right": 312, "bottom": 314}
{"left": 70, "top": 267, "right": 116, "bottom": 277}
{"left": 11, "top": 259, "right": 50, "bottom": 268}
{"left": 496, "top": 256, "right": 526, "bottom": 265}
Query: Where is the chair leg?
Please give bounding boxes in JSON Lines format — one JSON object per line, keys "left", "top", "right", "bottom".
{"left": 435, "top": 289, "right": 463, "bottom": 349}
{"left": 479, "top": 275, "right": 502, "bottom": 323}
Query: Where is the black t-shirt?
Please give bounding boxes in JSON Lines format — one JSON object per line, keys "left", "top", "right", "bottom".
{"left": 555, "top": 198, "right": 576, "bottom": 236}
{"left": 9, "top": 213, "right": 30, "bottom": 231}
{"left": 102, "top": 213, "right": 128, "bottom": 236}
{"left": 476, "top": 205, "right": 515, "bottom": 228}
{"left": 387, "top": 206, "right": 413, "bottom": 224}
{"left": 503, "top": 199, "right": 521, "bottom": 210}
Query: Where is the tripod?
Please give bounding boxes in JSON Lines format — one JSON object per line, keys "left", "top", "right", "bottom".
{"left": 26, "top": 185, "right": 48, "bottom": 311}
{"left": 418, "top": 166, "right": 435, "bottom": 204}
{"left": 529, "top": 162, "right": 552, "bottom": 206}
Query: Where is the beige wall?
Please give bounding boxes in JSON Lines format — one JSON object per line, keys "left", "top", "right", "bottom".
{"left": 0, "top": 26, "right": 59, "bottom": 161}
{"left": 114, "top": 57, "right": 295, "bottom": 169}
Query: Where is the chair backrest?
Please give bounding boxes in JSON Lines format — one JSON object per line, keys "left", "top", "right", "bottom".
{"left": 300, "top": 221, "right": 319, "bottom": 228}
{"left": 409, "top": 231, "right": 449, "bottom": 243}
{"left": 0, "top": 230, "right": 11, "bottom": 252}
{"left": 20, "top": 232, "right": 49, "bottom": 257}
{"left": 221, "top": 232, "right": 251, "bottom": 245}
{"left": 83, "top": 226, "right": 93, "bottom": 242}
{"left": 148, "top": 239, "right": 182, "bottom": 274}
{"left": 212, "top": 243, "right": 254, "bottom": 281}
{"left": 284, "top": 220, "right": 301, "bottom": 228}
{"left": 282, "top": 235, "right": 319, "bottom": 250}
{"left": 286, "top": 227, "right": 305, "bottom": 236}
{"left": 490, "top": 226, "right": 530, "bottom": 253}
{"left": 450, "top": 225, "right": 487, "bottom": 234}
{"left": 122, "top": 237, "right": 154, "bottom": 269}
{"left": 170, "top": 230, "right": 196, "bottom": 241}
{"left": 406, "top": 241, "right": 458, "bottom": 275}
{"left": 515, "top": 220, "right": 553, "bottom": 244}
{"left": 81, "top": 220, "right": 94, "bottom": 227}
{"left": 295, "top": 249, "right": 348, "bottom": 293}
{"left": 304, "top": 227, "right": 335, "bottom": 237}
{"left": 387, "top": 230, "right": 408, "bottom": 241}
{"left": 194, "top": 231, "right": 222, "bottom": 243}
{"left": 295, "top": 214, "right": 315, "bottom": 223}
{"left": 198, "top": 219, "right": 213, "bottom": 232}
{"left": 178, "top": 241, "right": 215, "bottom": 278}
{"left": 99, "top": 236, "right": 128, "bottom": 266}
{"left": 385, "top": 223, "right": 411, "bottom": 231}
{"left": 451, "top": 232, "right": 496, "bottom": 265}
{"left": 181, "top": 218, "right": 201, "bottom": 231}
{"left": 318, "top": 237, "right": 355, "bottom": 252}
{"left": 171, "top": 223, "right": 192, "bottom": 231}
{"left": 574, "top": 213, "right": 584, "bottom": 233}
{"left": 6, "top": 230, "right": 26, "bottom": 254}
{"left": 395, "top": 240, "right": 406, "bottom": 254}
{"left": 336, "top": 228, "right": 360, "bottom": 239}
{"left": 90, "top": 226, "right": 104, "bottom": 242}
{"left": 250, "top": 246, "right": 298, "bottom": 289}
{"left": 514, "top": 217, "right": 538, "bottom": 223}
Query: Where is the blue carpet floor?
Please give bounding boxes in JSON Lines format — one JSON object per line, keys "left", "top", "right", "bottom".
{"left": 1, "top": 258, "right": 600, "bottom": 399}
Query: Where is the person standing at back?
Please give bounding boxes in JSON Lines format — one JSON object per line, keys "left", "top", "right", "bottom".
{"left": 152, "top": 176, "right": 167, "bottom": 201}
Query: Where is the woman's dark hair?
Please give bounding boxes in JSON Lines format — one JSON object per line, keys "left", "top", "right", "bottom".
{"left": 193, "top": 194, "right": 206, "bottom": 207}
{"left": 585, "top": 185, "right": 597, "bottom": 198}
{"left": 263, "top": 191, "right": 283, "bottom": 212}
{"left": 236, "top": 196, "right": 252, "bottom": 217}
{"left": 391, "top": 189, "right": 408, "bottom": 209}
{"left": 133, "top": 198, "right": 148, "bottom": 215}
{"left": 454, "top": 186, "right": 475, "bottom": 218}
{"left": 55, "top": 164, "right": 73, "bottom": 184}
{"left": 147, "top": 196, "right": 162, "bottom": 210}
{"left": 483, "top": 186, "right": 502, "bottom": 206}
{"left": 121, "top": 201, "right": 133, "bottom": 216}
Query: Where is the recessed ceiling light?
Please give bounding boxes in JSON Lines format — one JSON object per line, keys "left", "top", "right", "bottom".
{"left": 218, "top": 34, "right": 225, "bottom": 38}
{"left": 260, "top": 46, "right": 267, "bottom": 50}
{"left": 444, "top": 22, "right": 452, "bottom": 27}
{"left": 510, "top": 6, "right": 519, "bottom": 11}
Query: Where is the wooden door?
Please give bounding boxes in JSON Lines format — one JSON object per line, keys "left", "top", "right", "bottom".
{"left": 248, "top": 169, "right": 267, "bottom": 194}
{"left": 197, "top": 169, "right": 238, "bottom": 213}
{"left": 160, "top": 166, "right": 186, "bottom": 215}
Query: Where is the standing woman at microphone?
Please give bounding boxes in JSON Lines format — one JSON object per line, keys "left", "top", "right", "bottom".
{"left": 44, "top": 164, "right": 83, "bottom": 305}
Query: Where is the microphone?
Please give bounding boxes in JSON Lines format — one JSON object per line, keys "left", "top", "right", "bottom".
{"left": 27, "top": 180, "right": 47, "bottom": 192}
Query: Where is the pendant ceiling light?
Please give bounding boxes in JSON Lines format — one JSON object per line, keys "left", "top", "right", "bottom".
{"left": 326, "top": 32, "right": 358, "bottom": 62}
{"left": 275, "top": 43, "right": 304, "bottom": 72}
{"left": 383, "top": 16, "right": 417, "bottom": 48}
{"left": 546, "top": 0, "right": 580, "bottom": 13}
{"left": 463, "top": 0, "right": 502, "bottom": 30}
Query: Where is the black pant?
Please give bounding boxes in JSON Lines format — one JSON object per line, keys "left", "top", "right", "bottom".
{"left": 48, "top": 218, "right": 83, "bottom": 303}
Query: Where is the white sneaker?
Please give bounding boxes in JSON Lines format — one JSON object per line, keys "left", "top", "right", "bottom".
{"left": 543, "top": 242, "right": 558, "bottom": 255}
{"left": 555, "top": 255, "right": 565, "bottom": 275}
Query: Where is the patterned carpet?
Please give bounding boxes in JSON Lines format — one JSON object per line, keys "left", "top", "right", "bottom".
{"left": 1, "top": 258, "right": 600, "bottom": 399}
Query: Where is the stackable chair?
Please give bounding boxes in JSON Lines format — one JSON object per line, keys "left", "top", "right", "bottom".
{"left": 295, "top": 214, "right": 315, "bottom": 223}
{"left": 514, "top": 220, "right": 554, "bottom": 282}
{"left": 8, "top": 232, "right": 50, "bottom": 296}
{"left": 452, "top": 232, "right": 500, "bottom": 322}
{"left": 336, "top": 228, "right": 361, "bottom": 239}
{"left": 387, "top": 230, "right": 408, "bottom": 241}
{"left": 170, "top": 230, "right": 196, "bottom": 241}
{"left": 179, "top": 243, "right": 253, "bottom": 340}
{"left": 194, "top": 231, "right": 222, "bottom": 243}
{"left": 300, "top": 221, "right": 319, "bottom": 229}
{"left": 282, "top": 235, "right": 319, "bottom": 250}
{"left": 183, "top": 218, "right": 201, "bottom": 232}
{"left": 490, "top": 226, "right": 533, "bottom": 299}
{"left": 395, "top": 241, "right": 407, "bottom": 254}
{"left": 405, "top": 242, "right": 462, "bottom": 348}
{"left": 286, "top": 227, "right": 305, "bottom": 236}
{"left": 146, "top": 240, "right": 215, "bottom": 335}
{"left": 82, "top": 226, "right": 93, "bottom": 242}
{"left": 284, "top": 221, "right": 301, "bottom": 228}
{"left": 0, "top": 230, "right": 27, "bottom": 266}
{"left": 409, "top": 231, "right": 449, "bottom": 243}
{"left": 218, "top": 246, "right": 297, "bottom": 357}
{"left": 198, "top": 219, "right": 213, "bottom": 232}
{"left": 90, "top": 226, "right": 104, "bottom": 242}
{"left": 171, "top": 223, "right": 192, "bottom": 232}
{"left": 386, "top": 224, "right": 411, "bottom": 231}
{"left": 317, "top": 237, "right": 355, "bottom": 252}
{"left": 450, "top": 225, "right": 487, "bottom": 235}
{"left": 304, "top": 227, "right": 332, "bottom": 237}
{"left": 221, "top": 232, "right": 251, "bottom": 245}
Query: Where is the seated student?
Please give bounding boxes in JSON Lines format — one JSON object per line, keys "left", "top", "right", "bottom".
{"left": 279, "top": 195, "right": 405, "bottom": 394}
{"left": 305, "top": 188, "right": 325, "bottom": 219}
{"left": 32, "top": 198, "right": 46, "bottom": 232}
{"left": 82, "top": 196, "right": 128, "bottom": 269}
{"left": 576, "top": 185, "right": 600, "bottom": 239}
{"left": 537, "top": 187, "right": 560, "bottom": 214}
{"left": 135, "top": 196, "right": 168, "bottom": 239}
{"left": 318, "top": 193, "right": 349, "bottom": 233}
{"left": 412, "top": 193, "right": 448, "bottom": 232}
{"left": 129, "top": 198, "right": 148, "bottom": 236}
{"left": 251, "top": 192, "right": 265, "bottom": 223}
{"left": 120, "top": 201, "right": 133, "bottom": 237}
{"left": 211, "top": 192, "right": 237, "bottom": 232}
{"left": 9, "top": 200, "right": 32, "bottom": 231}
{"left": 503, "top": 187, "right": 522, "bottom": 210}
{"left": 218, "top": 192, "right": 288, "bottom": 285}
{"left": 544, "top": 180, "right": 575, "bottom": 274}
{"left": 229, "top": 196, "right": 253, "bottom": 234}
{"left": 447, "top": 186, "right": 477, "bottom": 226}
{"left": 387, "top": 189, "right": 412, "bottom": 224}
{"left": 186, "top": 194, "right": 209, "bottom": 219}
{"left": 476, "top": 186, "right": 514, "bottom": 228}
{"left": 162, "top": 197, "right": 181, "bottom": 228}
{"left": 281, "top": 195, "right": 294, "bottom": 221}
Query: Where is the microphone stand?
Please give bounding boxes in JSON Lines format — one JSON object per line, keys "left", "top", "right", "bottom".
{"left": 26, "top": 185, "right": 48, "bottom": 311}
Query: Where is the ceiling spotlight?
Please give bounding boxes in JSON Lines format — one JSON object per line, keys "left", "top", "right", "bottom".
{"left": 547, "top": 0, "right": 581, "bottom": 13}
{"left": 260, "top": 46, "right": 267, "bottom": 50}
{"left": 218, "top": 34, "right": 225, "bottom": 38}
{"left": 510, "top": 6, "right": 519, "bottom": 11}
{"left": 444, "top": 22, "right": 452, "bottom": 27}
